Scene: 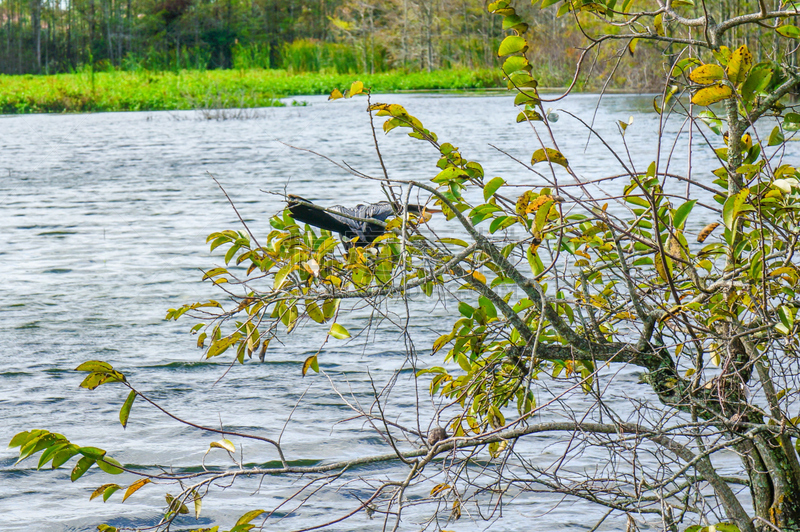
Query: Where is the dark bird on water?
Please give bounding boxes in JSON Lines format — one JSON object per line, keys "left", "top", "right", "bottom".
{"left": 287, "top": 194, "right": 436, "bottom": 247}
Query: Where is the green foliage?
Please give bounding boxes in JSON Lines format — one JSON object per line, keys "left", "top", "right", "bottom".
{"left": 0, "top": 68, "right": 504, "bottom": 114}
{"left": 14, "top": 1, "right": 800, "bottom": 531}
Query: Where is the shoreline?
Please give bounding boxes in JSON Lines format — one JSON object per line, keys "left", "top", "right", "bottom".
{"left": 0, "top": 68, "right": 653, "bottom": 115}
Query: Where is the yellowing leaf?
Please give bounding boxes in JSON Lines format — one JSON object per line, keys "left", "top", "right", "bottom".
{"left": 723, "top": 188, "right": 750, "bottom": 230}
{"left": 122, "top": 479, "right": 151, "bottom": 502}
{"left": 193, "top": 494, "right": 202, "bottom": 519}
{"left": 349, "top": 80, "right": 364, "bottom": 96}
{"left": 654, "top": 253, "right": 672, "bottom": 282}
{"left": 235, "top": 509, "right": 266, "bottom": 526}
{"left": 691, "top": 83, "right": 733, "bottom": 106}
{"left": 688, "top": 64, "right": 725, "bottom": 84}
{"left": 654, "top": 13, "right": 665, "bottom": 36}
{"left": 302, "top": 355, "right": 319, "bottom": 376}
{"left": 328, "top": 88, "right": 343, "bottom": 100}
{"left": 306, "top": 301, "right": 325, "bottom": 324}
{"left": 431, "top": 483, "right": 451, "bottom": 497}
{"left": 90, "top": 483, "right": 121, "bottom": 501}
{"left": 726, "top": 45, "right": 753, "bottom": 85}
{"left": 531, "top": 148, "right": 568, "bottom": 168}
{"left": 119, "top": 390, "right": 136, "bottom": 429}
{"left": 209, "top": 439, "right": 235, "bottom": 453}
{"left": 329, "top": 323, "right": 351, "bottom": 339}
{"left": 498, "top": 35, "right": 528, "bottom": 56}
{"left": 526, "top": 194, "right": 554, "bottom": 214}
{"left": 697, "top": 222, "right": 720, "bottom": 243}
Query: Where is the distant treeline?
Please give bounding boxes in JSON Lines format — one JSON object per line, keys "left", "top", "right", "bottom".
{"left": 0, "top": 0, "right": 511, "bottom": 74}
{"left": 0, "top": 0, "right": 791, "bottom": 88}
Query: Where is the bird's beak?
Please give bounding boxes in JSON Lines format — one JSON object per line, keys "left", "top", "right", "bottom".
{"left": 419, "top": 207, "right": 440, "bottom": 223}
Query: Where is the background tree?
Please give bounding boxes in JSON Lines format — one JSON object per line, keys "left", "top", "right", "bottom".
{"left": 12, "top": 1, "right": 800, "bottom": 531}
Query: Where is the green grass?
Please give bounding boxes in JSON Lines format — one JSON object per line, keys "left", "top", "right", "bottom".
{"left": 0, "top": 68, "right": 506, "bottom": 114}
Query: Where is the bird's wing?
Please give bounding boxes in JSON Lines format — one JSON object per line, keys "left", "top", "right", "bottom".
{"left": 287, "top": 197, "right": 355, "bottom": 236}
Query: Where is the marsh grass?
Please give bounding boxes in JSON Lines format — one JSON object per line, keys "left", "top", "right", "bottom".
{"left": 0, "top": 68, "right": 508, "bottom": 114}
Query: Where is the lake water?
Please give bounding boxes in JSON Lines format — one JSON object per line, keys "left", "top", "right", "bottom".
{"left": 0, "top": 93, "right": 764, "bottom": 531}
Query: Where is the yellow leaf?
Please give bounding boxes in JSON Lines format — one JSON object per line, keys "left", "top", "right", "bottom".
{"left": 654, "top": 253, "right": 671, "bottom": 282}
{"left": 90, "top": 483, "right": 120, "bottom": 501}
{"left": 726, "top": 45, "right": 753, "bottom": 85}
{"left": 526, "top": 194, "right": 554, "bottom": 214}
{"left": 697, "top": 222, "right": 720, "bottom": 242}
{"left": 668, "top": 233, "right": 683, "bottom": 258}
{"left": 302, "top": 355, "right": 319, "bottom": 376}
{"left": 691, "top": 83, "right": 733, "bottom": 106}
{"left": 122, "top": 478, "right": 151, "bottom": 503}
{"left": 328, "top": 88, "right": 343, "bottom": 100}
{"left": 349, "top": 80, "right": 364, "bottom": 96}
{"left": 515, "top": 190, "right": 534, "bottom": 214}
{"left": 654, "top": 13, "right": 665, "bottom": 36}
{"left": 209, "top": 439, "right": 235, "bottom": 453}
{"left": 531, "top": 148, "right": 568, "bottom": 168}
{"left": 193, "top": 495, "right": 202, "bottom": 519}
{"left": 430, "top": 483, "right": 451, "bottom": 497}
{"left": 471, "top": 270, "right": 487, "bottom": 284}
{"left": 709, "top": 344, "right": 721, "bottom": 366}
{"left": 688, "top": 64, "right": 725, "bottom": 85}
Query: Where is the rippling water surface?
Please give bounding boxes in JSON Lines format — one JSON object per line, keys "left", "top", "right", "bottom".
{"left": 0, "top": 93, "right": 769, "bottom": 531}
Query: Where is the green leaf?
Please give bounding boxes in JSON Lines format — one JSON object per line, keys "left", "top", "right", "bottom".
{"left": 103, "top": 484, "right": 123, "bottom": 502}
{"left": 78, "top": 447, "right": 107, "bottom": 460}
{"left": 672, "top": 200, "right": 696, "bottom": 230}
{"left": 120, "top": 390, "right": 136, "bottom": 429}
{"left": 768, "top": 126, "right": 785, "bottom": 146}
{"left": 741, "top": 63, "right": 774, "bottom": 104}
{"left": 51, "top": 444, "right": 81, "bottom": 468}
{"left": 502, "top": 56, "right": 530, "bottom": 75}
{"left": 329, "top": 323, "right": 351, "bottom": 339}
{"left": 71, "top": 455, "right": 95, "bottom": 481}
{"left": 785, "top": 113, "right": 800, "bottom": 131}
{"left": 484, "top": 177, "right": 505, "bottom": 201}
{"left": 498, "top": 35, "right": 528, "bottom": 56}
{"left": 75, "top": 361, "right": 113, "bottom": 373}
{"left": 91, "top": 483, "right": 120, "bottom": 501}
{"left": 9, "top": 430, "right": 38, "bottom": 449}
{"left": 722, "top": 188, "right": 750, "bottom": 230}
{"left": 97, "top": 457, "right": 124, "bottom": 475}
{"left": 458, "top": 302, "right": 473, "bottom": 318}
{"left": 489, "top": 216, "right": 518, "bottom": 234}
{"left": 777, "top": 25, "right": 800, "bottom": 39}
{"left": 38, "top": 442, "right": 70, "bottom": 469}
{"left": 206, "top": 335, "right": 240, "bottom": 358}
{"left": 306, "top": 301, "right": 325, "bottom": 324}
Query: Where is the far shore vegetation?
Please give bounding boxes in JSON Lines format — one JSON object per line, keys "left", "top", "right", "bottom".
{"left": 0, "top": 68, "right": 512, "bottom": 114}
